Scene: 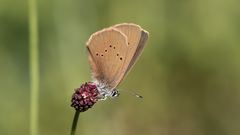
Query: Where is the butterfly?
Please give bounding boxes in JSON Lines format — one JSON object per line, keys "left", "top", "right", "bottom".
{"left": 71, "top": 23, "right": 149, "bottom": 112}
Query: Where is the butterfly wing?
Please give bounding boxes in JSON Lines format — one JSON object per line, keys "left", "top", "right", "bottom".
{"left": 86, "top": 28, "right": 129, "bottom": 89}
{"left": 87, "top": 23, "right": 149, "bottom": 90}
{"left": 114, "top": 23, "right": 149, "bottom": 77}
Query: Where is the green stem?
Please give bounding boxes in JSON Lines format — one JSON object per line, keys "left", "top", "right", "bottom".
{"left": 28, "top": 0, "right": 39, "bottom": 134}
{"left": 71, "top": 111, "right": 80, "bottom": 135}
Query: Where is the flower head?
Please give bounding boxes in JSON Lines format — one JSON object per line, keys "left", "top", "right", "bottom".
{"left": 71, "top": 82, "right": 99, "bottom": 112}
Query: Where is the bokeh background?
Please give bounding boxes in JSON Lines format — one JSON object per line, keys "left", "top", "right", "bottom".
{"left": 1, "top": 0, "right": 240, "bottom": 135}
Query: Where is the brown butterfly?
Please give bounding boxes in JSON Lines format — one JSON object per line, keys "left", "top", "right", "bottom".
{"left": 71, "top": 23, "right": 149, "bottom": 112}
{"left": 86, "top": 23, "right": 149, "bottom": 99}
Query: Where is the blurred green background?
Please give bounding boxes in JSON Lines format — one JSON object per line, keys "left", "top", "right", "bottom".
{"left": 1, "top": 0, "right": 240, "bottom": 135}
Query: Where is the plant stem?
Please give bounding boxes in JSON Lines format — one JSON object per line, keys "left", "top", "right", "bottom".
{"left": 28, "top": 0, "right": 39, "bottom": 134}
{"left": 71, "top": 111, "right": 80, "bottom": 135}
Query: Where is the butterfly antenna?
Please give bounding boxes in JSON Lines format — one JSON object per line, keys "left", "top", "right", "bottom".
{"left": 119, "top": 89, "right": 143, "bottom": 99}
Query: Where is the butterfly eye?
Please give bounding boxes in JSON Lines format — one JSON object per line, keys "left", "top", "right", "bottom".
{"left": 105, "top": 49, "right": 107, "bottom": 52}
{"left": 109, "top": 45, "right": 112, "bottom": 48}
{"left": 96, "top": 53, "right": 99, "bottom": 56}
{"left": 120, "top": 57, "right": 123, "bottom": 60}
{"left": 116, "top": 53, "right": 119, "bottom": 56}
{"left": 101, "top": 54, "right": 104, "bottom": 56}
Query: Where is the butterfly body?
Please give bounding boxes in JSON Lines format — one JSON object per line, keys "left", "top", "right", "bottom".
{"left": 93, "top": 81, "right": 119, "bottom": 100}
{"left": 71, "top": 23, "right": 149, "bottom": 112}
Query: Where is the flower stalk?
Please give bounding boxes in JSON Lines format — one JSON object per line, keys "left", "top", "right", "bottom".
{"left": 71, "top": 111, "right": 80, "bottom": 135}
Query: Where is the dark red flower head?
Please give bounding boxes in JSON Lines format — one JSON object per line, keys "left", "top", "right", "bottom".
{"left": 71, "top": 82, "right": 99, "bottom": 112}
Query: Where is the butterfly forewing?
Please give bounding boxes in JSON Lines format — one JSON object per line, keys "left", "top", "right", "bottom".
{"left": 86, "top": 28, "right": 128, "bottom": 89}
